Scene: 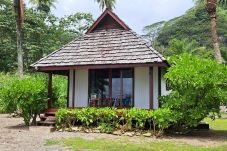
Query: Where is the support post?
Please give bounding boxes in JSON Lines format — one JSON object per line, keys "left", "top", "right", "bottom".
{"left": 48, "top": 73, "right": 53, "bottom": 109}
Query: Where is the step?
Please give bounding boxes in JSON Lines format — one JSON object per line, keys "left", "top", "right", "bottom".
{"left": 40, "top": 115, "right": 56, "bottom": 121}
{"left": 37, "top": 121, "right": 56, "bottom": 126}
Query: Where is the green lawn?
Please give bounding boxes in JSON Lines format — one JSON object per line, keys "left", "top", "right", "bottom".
{"left": 204, "top": 117, "right": 227, "bottom": 130}
{"left": 45, "top": 137, "right": 227, "bottom": 151}
{"left": 46, "top": 117, "right": 227, "bottom": 151}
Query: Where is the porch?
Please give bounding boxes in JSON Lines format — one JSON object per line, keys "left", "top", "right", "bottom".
{"left": 46, "top": 66, "right": 170, "bottom": 110}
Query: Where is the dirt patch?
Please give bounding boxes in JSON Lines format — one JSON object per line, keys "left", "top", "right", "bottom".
{"left": 0, "top": 114, "right": 226, "bottom": 151}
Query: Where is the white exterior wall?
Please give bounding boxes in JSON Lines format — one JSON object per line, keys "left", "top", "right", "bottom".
{"left": 161, "top": 69, "right": 171, "bottom": 96}
{"left": 68, "top": 70, "right": 74, "bottom": 108}
{"left": 74, "top": 69, "right": 89, "bottom": 108}
{"left": 68, "top": 69, "right": 89, "bottom": 108}
{"left": 134, "top": 66, "right": 168, "bottom": 110}
{"left": 134, "top": 67, "right": 150, "bottom": 109}
{"left": 153, "top": 66, "right": 159, "bottom": 109}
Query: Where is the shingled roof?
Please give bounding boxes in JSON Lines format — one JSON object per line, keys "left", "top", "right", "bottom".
{"left": 31, "top": 9, "right": 168, "bottom": 70}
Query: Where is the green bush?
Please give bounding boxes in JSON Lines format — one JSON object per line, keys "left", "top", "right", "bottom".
{"left": 0, "top": 75, "right": 48, "bottom": 125}
{"left": 55, "top": 108, "right": 176, "bottom": 134}
{"left": 52, "top": 76, "right": 67, "bottom": 108}
{"left": 0, "top": 73, "right": 67, "bottom": 116}
{"left": 0, "top": 73, "right": 18, "bottom": 113}
{"left": 161, "top": 53, "right": 227, "bottom": 132}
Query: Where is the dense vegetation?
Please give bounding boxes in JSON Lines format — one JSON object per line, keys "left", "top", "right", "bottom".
{"left": 0, "top": 73, "right": 67, "bottom": 125}
{"left": 0, "top": 0, "right": 226, "bottom": 132}
{"left": 0, "top": 0, "right": 93, "bottom": 72}
{"left": 161, "top": 53, "right": 227, "bottom": 132}
{"left": 143, "top": 4, "right": 227, "bottom": 61}
{"left": 56, "top": 107, "right": 175, "bottom": 135}
{"left": 54, "top": 54, "right": 227, "bottom": 133}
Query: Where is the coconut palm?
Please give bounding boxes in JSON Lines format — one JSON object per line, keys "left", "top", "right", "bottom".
{"left": 29, "top": 0, "right": 56, "bottom": 14}
{"left": 14, "top": 0, "right": 24, "bottom": 79}
{"left": 95, "top": 0, "right": 116, "bottom": 11}
{"left": 198, "top": 0, "right": 227, "bottom": 63}
{"left": 14, "top": 0, "right": 56, "bottom": 79}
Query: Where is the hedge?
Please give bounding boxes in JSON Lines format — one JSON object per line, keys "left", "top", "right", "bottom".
{"left": 56, "top": 108, "right": 176, "bottom": 134}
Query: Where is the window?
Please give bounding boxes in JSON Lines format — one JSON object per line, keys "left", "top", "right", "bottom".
{"left": 89, "top": 69, "right": 133, "bottom": 108}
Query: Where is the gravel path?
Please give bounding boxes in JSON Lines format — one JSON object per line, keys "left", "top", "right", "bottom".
{"left": 0, "top": 114, "right": 226, "bottom": 151}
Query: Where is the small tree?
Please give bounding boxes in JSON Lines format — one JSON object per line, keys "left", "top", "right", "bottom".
{"left": 0, "top": 75, "right": 48, "bottom": 125}
{"left": 162, "top": 53, "right": 227, "bottom": 131}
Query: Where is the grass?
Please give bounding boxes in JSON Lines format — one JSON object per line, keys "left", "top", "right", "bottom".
{"left": 45, "top": 139, "right": 60, "bottom": 146}
{"left": 45, "top": 117, "right": 227, "bottom": 151}
{"left": 45, "top": 137, "right": 227, "bottom": 151}
{"left": 204, "top": 117, "right": 227, "bottom": 131}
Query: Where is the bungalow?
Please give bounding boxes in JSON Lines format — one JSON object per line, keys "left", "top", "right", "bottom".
{"left": 31, "top": 9, "right": 170, "bottom": 110}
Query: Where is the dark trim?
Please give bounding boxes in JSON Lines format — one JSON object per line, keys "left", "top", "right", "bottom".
{"left": 158, "top": 67, "right": 162, "bottom": 107}
{"left": 67, "top": 74, "right": 70, "bottom": 108}
{"left": 72, "top": 70, "right": 76, "bottom": 108}
{"left": 149, "top": 67, "right": 154, "bottom": 109}
{"left": 33, "top": 63, "right": 168, "bottom": 72}
{"left": 48, "top": 73, "right": 52, "bottom": 109}
{"left": 86, "top": 8, "right": 130, "bottom": 34}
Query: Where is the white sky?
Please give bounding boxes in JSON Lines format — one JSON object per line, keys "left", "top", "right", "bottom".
{"left": 25, "top": 0, "right": 195, "bottom": 34}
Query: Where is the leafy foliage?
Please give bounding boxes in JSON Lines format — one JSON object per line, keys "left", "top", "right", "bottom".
{"left": 143, "top": 3, "right": 227, "bottom": 61}
{"left": 161, "top": 54, "right": 227, "bottom": 131}
{"left": 56, "top": 108, "right": 176, "bottom": 134}
{"left": 96, "top": 0, "right": 116, "bottom": 11}
{"left": 0, "top": 75, "right": 48, "bottom": 125}
{"left": 166, "top": 38, "right": 213, "bottom": 58}
{"left": 0, "top": 0, "right": 93, "bottom": 72}
{"left": 0, "top": 73, "right": 68, "bottom": 124}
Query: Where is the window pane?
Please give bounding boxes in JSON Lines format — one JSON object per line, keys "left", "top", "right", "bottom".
{"left": 89, "top": 69, "right": 109, "bottom": 98}
{"left": 122, "top": 70, "right": 133, "bottom": 107}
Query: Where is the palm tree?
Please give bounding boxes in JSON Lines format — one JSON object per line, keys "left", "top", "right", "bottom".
{"left": 29, "top": 0, "right": 56, "bottom": 14}
{"left": 14, "top": 0, "right": 24, "bottom": 80}
{"left": 95, "top": 0, "right": 116, "bottom": 11}
{"left": 14, "top": 0, "right": 56, "bottom": 80}
{"left": 199, "top": 0, "right": 227, "bottom": 63}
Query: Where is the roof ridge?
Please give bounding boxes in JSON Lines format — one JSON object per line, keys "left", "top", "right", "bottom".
{"left": 30, "top": 36, "right": 84, "bottom": 68}
{"left": 86, "top": 9, "right": 130, "bottom": 33}
{"left": 128, "top": 30, "right": 166, "bottom": 62}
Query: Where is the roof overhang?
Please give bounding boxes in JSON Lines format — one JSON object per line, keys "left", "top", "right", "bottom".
{"left": 31, "top": 62, "right": 169, "bottom": 72}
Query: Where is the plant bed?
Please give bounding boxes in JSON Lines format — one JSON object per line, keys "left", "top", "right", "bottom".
{"left": 55, "top": 108, "right": 176, "bottom": 136}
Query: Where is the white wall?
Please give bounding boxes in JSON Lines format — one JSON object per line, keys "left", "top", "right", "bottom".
{"left": 68, "top": 70, "right": 74, "bottom": 108}
{"left": 161, "top": 69, "right": 171, "bottom": 96}
{"left": 153, "top": 66, "right": 159, "bottom": 109}
{"left": 134, "top": 66, "right": 168, "bottom": 110}
{"left": 134, "top": 67, "right": 150, "bottom": 109}
{"left": 74, "top": 69, "right": 89, "bottom": 108}
{"left": 68, "top": 69, "right": 89, "bottom": 108}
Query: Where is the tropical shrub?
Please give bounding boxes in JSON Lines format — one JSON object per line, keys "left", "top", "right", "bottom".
{"left": 52, "top": 75, "right": 67, "bottom": 108}
{"left": 55, "top": 108, "right": 176, "bottom": 134}
{"left": 0, "top": 73, "right": 67, "bottom": 115}
{"left": 0, "top": 73, "right": 18, "bottom": 113}
{"left": 161, "top": 53, "right": 227, "bottom": 132}
{"left": 0, "top": 75, "right": 48, "bottom": 125}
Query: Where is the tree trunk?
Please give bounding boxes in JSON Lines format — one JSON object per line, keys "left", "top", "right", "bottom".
{"left": 14, "top": 0, "right": 24, "bottom": 80}
{"left": 31, "top": 114, "right": 37, "bottom": 126}
{"left": 206, "top": 0, "right": 223, "bottom": 64}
